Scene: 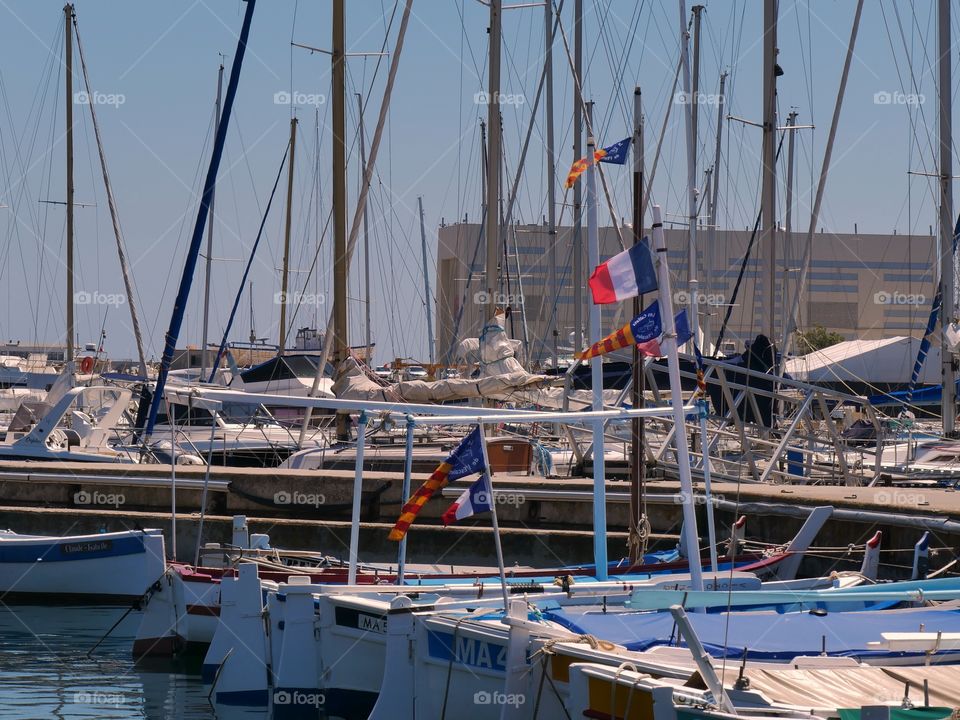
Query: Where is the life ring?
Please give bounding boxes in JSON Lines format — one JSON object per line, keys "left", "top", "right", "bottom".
{"left": 79, "top": 356, "right": 94, "bottom": 374}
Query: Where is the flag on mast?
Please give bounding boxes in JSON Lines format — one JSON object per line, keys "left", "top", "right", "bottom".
{"left": 577, "top": 300, "right": 691, "bottom": 359}
{"left": 441, "top": 474, "right": 493, "bottom": 525}
{"left": 564, "top": 137, "right": 632, "bottom": 188}
{"left": 388, "top": 427, "right": 486, "bottom": 541}
{"left": 588, "top": 239, "right": 658, "bottom": 304}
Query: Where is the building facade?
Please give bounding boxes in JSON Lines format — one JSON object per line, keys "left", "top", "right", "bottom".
{"left": 435, "top": 222, "right": 936, "bottom": 367}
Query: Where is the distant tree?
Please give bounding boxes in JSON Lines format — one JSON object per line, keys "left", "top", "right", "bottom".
{"left": 794, "top": 325, "right": 844, "bottom": 355}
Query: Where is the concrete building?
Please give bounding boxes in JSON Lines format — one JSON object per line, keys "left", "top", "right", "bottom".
{"left": 435, "top": 222, "right": 936, "bottom": 367}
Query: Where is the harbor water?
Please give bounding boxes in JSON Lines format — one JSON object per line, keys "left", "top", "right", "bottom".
{"left": 0, "top": 605, "right": 241, "bottom": 720}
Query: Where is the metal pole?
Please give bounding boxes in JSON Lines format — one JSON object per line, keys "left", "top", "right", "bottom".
{"left": 194, "top": 411, "right": 219, "bottom": 567}
{"left": 396, "top": 415, "right": 415, "bottom": 583}
{"left": 484, "top": 0, "right": 502, "bottom": 322}
{"left": 761, "top": 0, "right": 778, "bottom": 340}
{"left": 279, "top": 116, "right": 297, "bottom": 355}
{"left": 698, "top": 405, "right": 718, "bottom": 572}
{"left": 572, "top": 0, "right": 584, "bottom": 349}
{"left": 783, "top": 109, "right": 797, "bottom": 337}
{"left": 585, "top": 127, "right": 608, "bottom": 581}
{"left": 169, "top": 401, "right": 177, "bottom": 560}
{"left": 202, "top": 63, "right": 224, "bottom": 377}
{"left": 357, "top": 93, "right": 373, "bottom": 361}
{"left": 545, "top": 0, "right": 558, "bottom": 369}
{"left": 332, "top": 0, "right": 349, "bottom": 438}
{"left": 678, "top": 0, "right": 700, "bottom": 347}
{"left": 64, "top": 3, "right": 75, "bottom": 362}
{"left": 652, "top": 205, "right": 703, "bottom": 593}
{"left": 630, "top": 87, "right": 644, "bottom": 564}
{"left": 782, "top": 0, "right": 864, "bottom": 354}
{"left": 347, "top": 411, "right": 368, "bottom": 585}
{"left": 704, "top": 71, "right": 726, "bottom": 352}
{"left": 418, "top": 196, "right": 435, "bottom": 364}
{"left": 476, "top": 422, "right": 510, "bottom": 609}
{"left": 940, "top": 0, "right": 956, "bottom": 436}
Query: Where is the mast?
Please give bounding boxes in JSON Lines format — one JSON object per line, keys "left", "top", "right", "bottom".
{"left": 64, "top": 3, "right": 75, "bottom": 362}
{"left": 331, "top": 0, "right": 348, "bottom": 430}
{"left": 678, "top": 0, "right": 699, "bottom": 346}
{"left": 781, "top": 0, "right": 864, "bottom": 355}
{"left": 760, "top": 0, "right": 778, "bottom": 341}
{"left": 71, "top": 8, "right": 148, "bottom": 377}
{"left": 544, "top": 0, "right": 558, "bottom": 368}
{"left": 703, "top": 71, "right": 726, "bottom": 351}
{"left": 418, "top": 196, "right": 435, "bottom": 365}
{"left": 484, "top": 0, "right": 502, "bottom": 322}
{"left": 572, "top": 0, "right": 584, "bottom": 349}
{"left": 279, "top": 116, "right": 297, "bottom": 355}
{"left": 783, "top": 109, "right": 797, "bottom": 331}
{"left": 585, "top": 118, "right": 608, "bottom": 581}
{"left": 630, "top": 86, "right": 645, "bottom": 564}
{"left": 357, "top": 93, "right": 372, "bottom": 360}
{"left": 201, "top": 62, "right": 224, "bottom": 378}
{"left": 142, "top": 0, "right": 257, "bottom": 439}
{"left": 940, "top": 0, "right": 956, "bottom": 436}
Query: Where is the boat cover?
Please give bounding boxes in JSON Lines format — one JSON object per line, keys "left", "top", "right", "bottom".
{"left": 544, "top": 605, "right": 960, "bottom": 661}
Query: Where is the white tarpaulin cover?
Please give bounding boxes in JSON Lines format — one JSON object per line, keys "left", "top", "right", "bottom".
{"left": 784, "top": 336, "right": 940, "bottom": 385}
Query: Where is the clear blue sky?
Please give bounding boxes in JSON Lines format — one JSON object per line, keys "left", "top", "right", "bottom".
{"left": 0, "top": 1, "right": 951, "bottom": 362}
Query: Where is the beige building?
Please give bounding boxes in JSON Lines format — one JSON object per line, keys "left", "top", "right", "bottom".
{"left": 435, "top": 223, "right": 936, "bottom": 366}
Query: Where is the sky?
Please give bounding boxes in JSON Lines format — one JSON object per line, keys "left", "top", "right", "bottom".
{"left": 0, "top": 0, "right": 953, "bottom": 363}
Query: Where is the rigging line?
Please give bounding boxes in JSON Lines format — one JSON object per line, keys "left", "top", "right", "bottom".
{"left": 881, "top": 0, "right": 938, "bottom": 210}
{"left": 209, "top": 141, "right": 290, "bottom": 382}
{"left": 72, "top": 13, "right": 148, "bottom": 375}
{"left": 714, "top": 130, "right": 787, "bottom": 356}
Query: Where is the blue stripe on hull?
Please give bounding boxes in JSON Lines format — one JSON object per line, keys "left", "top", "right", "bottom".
{"left": 0, "top": 535, "right": 145, "bottom": 563}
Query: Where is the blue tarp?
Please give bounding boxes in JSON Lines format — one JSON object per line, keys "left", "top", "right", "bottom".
{"left": 544, "top": 605, "right": 960, "bottom": 661}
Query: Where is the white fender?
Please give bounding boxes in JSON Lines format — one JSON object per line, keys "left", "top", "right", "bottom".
{"left": 912, "top": 531, "right": 930, "bottom": 580}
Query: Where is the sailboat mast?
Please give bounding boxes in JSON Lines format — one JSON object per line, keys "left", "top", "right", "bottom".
{"left": 703, "top": 71, "right": 726, "bottom": 350}
{"left": 678, "top": 0, "right": 698, "bottom": 345}
{"left": 357, "top": 93, "right": 372, "bottom": 361}
{"left": 940, "top": 0, "right": 956, "bottom": 436}
{"left": 630, "top": 86, "right": 644, "bottom": 564}
{"left": 761, "top": 0, "right": 778, "bottom": 341}
{"left": 418, "top": 196, "right": 435, "bottom": 365}
{"left": 279, "top": 116, "right": 297, "bottom": 355}
{"left": 484, "top": 0, "right": 502, "bottom": 323}
{"left": 544, "top": 0, "right": 558, "bottom": 368}
{"left": 201, "top": 62, "right": 224, "bottom": 378}
{"left": 572, "top": 0, "right": 583, "bottom": 349}
{"left": 331, "top": 0, "right": 349, "bottom": 437}
{"left": 64, "top": 3, "right": 75, "bottom": 363}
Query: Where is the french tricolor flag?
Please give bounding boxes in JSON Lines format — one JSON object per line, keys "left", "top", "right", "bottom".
{"left": 441, "top": 474, "right": 493, "bottom": 526}
{"left": 588, "top": 238, "right": 658, "bottom": 304}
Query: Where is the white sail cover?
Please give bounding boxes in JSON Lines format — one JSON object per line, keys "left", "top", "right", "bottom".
{"left": 784, "top": 336, "right": 940, "bottom": 384}
{"left": 334, "top": 311, "right": 551, "bottom": 402}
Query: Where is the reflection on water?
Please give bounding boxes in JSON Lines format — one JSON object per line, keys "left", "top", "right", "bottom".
{"left": 0, "top": 605, "right": 268, "bottom": 719}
